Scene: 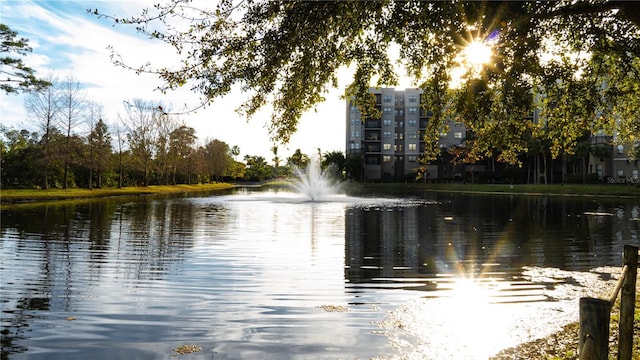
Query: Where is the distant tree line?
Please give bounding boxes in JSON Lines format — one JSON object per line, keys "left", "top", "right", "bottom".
{"left": 0, "top": 75, "right": 247, "bottom": 189}
{"left": 0, "top": 74, "right": 350, "bottom": 189}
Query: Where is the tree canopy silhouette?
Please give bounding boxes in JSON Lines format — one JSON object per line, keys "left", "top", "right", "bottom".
{"left": 1, "top": 24, "right": 51, "bottom": 94}
{"left": 93, "top": 1, "right": 640, "bottom": 163}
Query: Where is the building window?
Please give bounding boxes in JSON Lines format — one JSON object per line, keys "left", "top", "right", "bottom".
{"left": 383, "top": 119, "right": 392, "bottom": 126}
{"left": 384, "top": 95, "right": 392, "bottom": 102}
{"left": 408, "top": 107, "right": 418, "bottom": 114}
{"left": 383, "top": 143, "right": 391, "bottom": 150}
{"left": 617, "top": 169, "right": 624, "bottom": 177}
{"left": 409, "top": 133, "right": 417, "bottom": 139}
{"left": 596, "top": 164, "right": 603, "bottom": 177}
{"left": 440, "top": 132, "right": 448, "bottom": 138}
{"left": 454, "top": 132, "right": 463, "bottom": 139}
{"left": 408, "top": 119, "right": 417, "bottom": 126}
{"left": 408, "top": 143, "right": 417, "bottom": 151}
{"left": 383, "top": 107, "right": 393, "bottom": 114}
{"left": 633, "top": 170, "right": 639, "bottom": 179}
{"left": 395, "top": 109, "right": 404, "bottom": 116}
{"left": 366, "top": 156, "right": 380, "bottom": 165}
{"left": 396, "top": 144, "right": 403, "bottom": 152}
{"left": 617, "top": 145, "right": 624, "bottom": 154}
{"left": 383, "top": 131, "right": 392, "bottom": 138}
{"left": 383, "top": 155, "right": 391, "bottom": 163}
{"left": 408, "top": 155, "right": 417, "bottom": 162}
{"left": 455, "top": 122, "right": 462, "bottom": 127}
{"left": 409, "top": 96, "right": 417, "bottom": 103}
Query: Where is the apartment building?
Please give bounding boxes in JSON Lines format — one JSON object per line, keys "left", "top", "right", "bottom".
{"left": 346, "top": 87, "right": 639, "bottom": 184}
{"left": 345, "top": 87, "right": 466, "bottom": 181}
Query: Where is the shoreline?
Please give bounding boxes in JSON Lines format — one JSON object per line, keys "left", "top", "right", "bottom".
{"left": 0, "top": 183, "right": 235, "bottom": 206}
{"left": 490, "top": 283, "right": 640, "bottom": 360}
{"left": 2, "top": 183, "right": 638, "bottom": 207}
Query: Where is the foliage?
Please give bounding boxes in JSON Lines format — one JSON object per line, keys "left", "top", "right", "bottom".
{"left": 287, "top": 149, "right": 309, "bottom": 169}
{"left": 345, "top": 154, "right": 364, "bottom": 181}
{"left": 168, "top": 125, "right": 196, "bottom": 183}
{"left": 322, "top": 150, "right": 346, "bottom": 179}
{"left": 3, "top": 91, "right": 238, "bottom": 189}
{"left": 200, "top": 138, "right": 232, "bottom": 182}
{"left": 243, "top": 155, "right": 271, "bottom": 181}
{"left": 87, "top": 118, "right": 113, "bottom": 188}
{"left": 0, "top": 129, "right": 42, "bottom": 188}
{"left": 0, "top": 23, "right": 50, "bottom": 94}
{"left": 93, "top": 1, "right": 640, "bottom": 164}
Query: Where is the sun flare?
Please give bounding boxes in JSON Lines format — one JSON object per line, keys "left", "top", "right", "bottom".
{"left": 449, "top": 37, "right": 495, "bottom": 87}
{"left": 464, "top": 40, "right": 493, "bottom": 65}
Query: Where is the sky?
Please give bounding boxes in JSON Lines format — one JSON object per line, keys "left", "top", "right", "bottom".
{"left": 0, "top": 0, "right": 352, "bottom": 160}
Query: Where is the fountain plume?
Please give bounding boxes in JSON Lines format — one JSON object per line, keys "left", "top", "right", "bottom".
{"left": 290, "top": 155, "right": 341, "bottom": 201}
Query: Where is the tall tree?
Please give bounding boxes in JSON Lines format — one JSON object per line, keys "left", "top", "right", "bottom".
{"left": 322, "top": 151, "right": 346, "bottom": 179}
{"left": 95, "top": 1, "right": 640, "bottom": 163}
{"left": 87, "top": 117, "right": 112, "bottom": 188}
{"left": 0, "top": 24, "right": 50, "bottom": 94}
{"left": 271, "top": 145, "right": 280, "bottom": 177}
{"left": 231, "top": 145, "right": 240, "bottom": 161}
{"left": 58, "top": 75, "right": 87, "bottom": 188}
{"left": 24, "top": 74, "right": 59, "bottom": 189}
{"left": 113, "top": 116, "right": 128, "bottom": 188}
{"left": 287, "top": 149, "right": 309, "bottom": 169}
{"left": 202, "top": 138, "right": 231, "bottom": 182}
{"left": 153, "top": 108, "right": 177, "bottom": 184}
{"left": 168, "top": 125, "right": 196, "bottom": 184}
{"left": 122, "top": 99, "right": 158, "bottom": 186}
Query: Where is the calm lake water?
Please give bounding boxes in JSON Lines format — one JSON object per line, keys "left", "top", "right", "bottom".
{"left": 1, "top": 187, "right": 639, "bottom": 359}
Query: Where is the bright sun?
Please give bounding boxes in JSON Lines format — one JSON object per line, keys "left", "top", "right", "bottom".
{"left": 449, "top": 38, "right": 494, "bottom": 87}
{"left": 464, "top": 40, "right": 493, "bottom": 65}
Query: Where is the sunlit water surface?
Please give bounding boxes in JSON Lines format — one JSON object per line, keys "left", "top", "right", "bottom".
{"left": 1, "top": 188, "right": 638, "bottom": 359}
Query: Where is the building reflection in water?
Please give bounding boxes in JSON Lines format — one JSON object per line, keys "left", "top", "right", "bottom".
{"left": 344, "top": 194, "right": 640, "bottom": 290}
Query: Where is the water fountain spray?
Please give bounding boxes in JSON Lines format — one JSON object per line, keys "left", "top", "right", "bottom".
{"left": 290, "top": 155, "right": 340, "bottom": 201}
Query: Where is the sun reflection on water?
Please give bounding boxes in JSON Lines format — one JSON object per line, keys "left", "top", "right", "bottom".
{"left": 440, "top": 278, "right": 510, "bottom": 359}
{"left": 377, "top": 267, "right": 620, "bottom": 360}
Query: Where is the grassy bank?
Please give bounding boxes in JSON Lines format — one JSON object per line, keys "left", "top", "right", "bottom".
{"left": 2, "top": 182, "right": 638, "bottom": 206}
{"left": 0, "top": 183, "right": 234, "bottom": 205}
{"left": 347, "top": 183, "right": 640, "bottom": 197}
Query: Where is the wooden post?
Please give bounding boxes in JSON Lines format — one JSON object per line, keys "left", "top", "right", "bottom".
{"left": 618, "top": 245, "right": 638, "bottom": 360}
{"left": 579, "top": 297, "right": 611, "bottom": 360}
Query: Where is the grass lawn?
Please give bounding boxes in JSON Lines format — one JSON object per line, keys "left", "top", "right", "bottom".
{"left": 347, "top": 182, "right": 640, "bottom": 197}
{"left": 2, "top": 182, "right": 638, "bottom": 206}
{"left": 0, "top": 183, "right": 234, "bottom": 205}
